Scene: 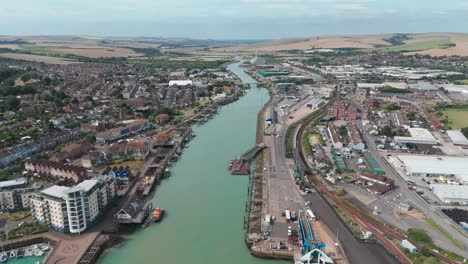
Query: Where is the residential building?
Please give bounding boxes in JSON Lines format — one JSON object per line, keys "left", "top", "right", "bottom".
{"left": 96, "top": 119, "right": 150, "bottom": 142}
{"left": 155, "top": 114, "right": 170, "bottom": 125}
{"left": 102, "top": 166, "right": 132, "bottom": 181}
{"left": 81, "top": 151, "right": 104, "bottom": 168}
{"left": 0, "top": 178, "right": 42, "bottom": 212}
{"left": 25, "top": 160, "right": 88, "bottom": 183}
{"left": 328, "top": 101, "right": 358, "bottom": 121}
{"left": 30, "top": 179, "right": 115, "bottom": 233}
{"left": 105, "top": 141, "right": 149, "bottom": 161}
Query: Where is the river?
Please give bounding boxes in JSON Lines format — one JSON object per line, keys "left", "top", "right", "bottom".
{"left": 98, "top": 62, "right": 282, "bottom": 264}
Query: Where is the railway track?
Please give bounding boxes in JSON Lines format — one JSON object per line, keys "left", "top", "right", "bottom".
{"left": 292, "top": 93, "right": 459, "bottom": 264}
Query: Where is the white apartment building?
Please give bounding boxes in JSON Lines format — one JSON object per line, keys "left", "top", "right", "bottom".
{"left": 31, "top": 179, "right": 115, "bottom": 233}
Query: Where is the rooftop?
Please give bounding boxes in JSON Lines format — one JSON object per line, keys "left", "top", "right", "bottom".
{"left": 42, "top": 180, "right": 100, "bottom": 198}
{"left": 169, "top": 80, "right": 192, "bottom": 86}
{"left": 0, "top": 177, "right": 27, "bottom": 189}
{"left": 42, "top": 185, "right": 70, "bottom": 199}
{"left": 447, "top": 130, "right": 468, "bottom": 146}
{"left": 431, "top": 184, "right": 468, "bottom": 200}
{"left": 398, "top": 155, "right": 468, "bottom": 182}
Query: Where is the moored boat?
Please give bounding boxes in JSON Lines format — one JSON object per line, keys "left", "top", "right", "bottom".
{"left": 17, "top": 249, "right": 24, "bottom": 258}
{"left": 152, "top": 208, "right": 164, "bottom": 222}
{"left": 0, "top": 253, "right": 7, "bottom": 263}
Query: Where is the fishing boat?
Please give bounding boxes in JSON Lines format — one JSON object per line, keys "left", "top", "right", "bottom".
{"left": 153, "top": 208, "right": 164, "bottom": 222}
{"left": 0, "top": 253, "right": 7, "bottom": 263}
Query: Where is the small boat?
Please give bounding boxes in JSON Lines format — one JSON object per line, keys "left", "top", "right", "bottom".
{"left": 34, "top": 249, "right": 44, "bottom": 256}
{"left": 152, "top": 208, "right": 165, "bottom": 222}
{"left": 24, "top": 247, "right": 34, "bottom": 257}
{"left": 17, "top": 249, "right": 24, "bottom": 258}
{"left": 9, "top": 250, "right": 16, "bottom": 258}
{"left": 39, "top": 244, "right": 50, "bottom": 251}
{"left": 0, "top": 253, "right": 7, "bottom": 263}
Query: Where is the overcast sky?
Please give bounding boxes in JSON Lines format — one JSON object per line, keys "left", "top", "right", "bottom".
{"left": 1, "top": 0, "right": 467, "bottom": 39}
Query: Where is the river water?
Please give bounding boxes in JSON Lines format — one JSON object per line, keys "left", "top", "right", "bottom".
{"left": 98, "top": 62, "right": 282, "bottom": 264}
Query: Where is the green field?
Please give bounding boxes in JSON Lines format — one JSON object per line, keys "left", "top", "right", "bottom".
{"left": 375, "top": 38, "right": 454, "bottom": 53}
{"left": 454, "top": 79, "right": 468, "bottom": 85}
{"left": 443, "top": 109, "right": 468, "bottom": 129}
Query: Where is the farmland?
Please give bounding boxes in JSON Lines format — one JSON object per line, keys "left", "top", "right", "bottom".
{"left": 376, "top": 36, "right": 455, "bottom": 53}
{"left": 453, "top": 80, "right": 468, "bottom": 85}
{"left": 0, "top": 53, "right": 81, "bottom": 64}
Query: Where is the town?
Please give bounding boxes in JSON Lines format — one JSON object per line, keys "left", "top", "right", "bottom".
{"left": 0, "top": 34, "right": 468, "bottom": 264}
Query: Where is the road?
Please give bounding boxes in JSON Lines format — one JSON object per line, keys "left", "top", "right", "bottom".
{"left": 262, "top": 94, "right": 396, "bottom": 264}
{"left": 357, "top": 120, "right": 468, "bottom": 257}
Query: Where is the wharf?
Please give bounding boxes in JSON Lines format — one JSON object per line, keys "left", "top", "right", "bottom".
{"left": 229, "top": 143, "right": 267, "bottom": 175}
{"left": 230, "top": 159, "right": 250, "bottom": 175}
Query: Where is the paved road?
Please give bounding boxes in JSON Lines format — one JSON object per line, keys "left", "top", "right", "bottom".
{"left": 357, "top": 120, "right": 468, "bottom": 257}
{"left": 263, "top": 96, "right": 396, "bottom": 264}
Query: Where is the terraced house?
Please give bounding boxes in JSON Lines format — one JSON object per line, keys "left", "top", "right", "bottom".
{"left": 25, "top": 160, "right": 88, "bottom": 183}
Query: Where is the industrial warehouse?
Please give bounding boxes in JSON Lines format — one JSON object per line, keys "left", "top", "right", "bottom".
{"left": 430, "top": 184, "right": 468, "bottom": 204}
{"left": 394, "top": 128, "right": 438, "bottom": 145}
{"left": 396, "top": 155, "right": 468, "bottom": 184}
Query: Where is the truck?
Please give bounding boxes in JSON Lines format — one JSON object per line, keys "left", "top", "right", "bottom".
{"left": 306, "top": 210, "right": 316, "bottom": 221}
{"left": 291, "top": 211, "right": 297, "bottom": 222}
{"left": 264, "top": 214, "right": 271, "bottom": 225}
{"left": 285, "top": 210, "right": 291, "bottom": 223}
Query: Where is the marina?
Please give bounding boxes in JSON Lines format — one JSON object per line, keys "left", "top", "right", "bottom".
{"left": 0, "top": 243, "right": 50, "bottom": 264}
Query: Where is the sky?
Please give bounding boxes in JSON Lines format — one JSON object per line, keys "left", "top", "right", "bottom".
{"left": 1, "top": 0, "right": 468, "bottom": 39}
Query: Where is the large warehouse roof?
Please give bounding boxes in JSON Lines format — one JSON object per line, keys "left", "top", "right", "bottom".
{"left": 447, "top": 130, "right": 468, "bottom": 146}
{"left": 169, "top": 80, "right": 192, "bottom": 86}
{"left": 431, "top": 184, "right": 468, "bottom": 203}
{"left": 395, "top": 128, "right": 437, "bottom": 145}
{"left": 398, "top": 155, "right": 468, "bottom": 182}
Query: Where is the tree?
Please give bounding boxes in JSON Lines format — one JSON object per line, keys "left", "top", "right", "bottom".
{"left": 419, "top": 246, "right": 431, "bottom": 257}
{"left": 338, "top": 125, "right": 348, "bottom": 138}
{"left": 43, "top": 77, "right": 51, "bottom": 86}
{"left": 5, "top": 97, "right": 20, "bottom": 111}
{"left": 407, "top": 228, "right": 431, "bottom": 244}
{"left": 461, "top": 127, "right": 468, "bottom": 138}
{"left": 6, "top": 79, "right": 15, "bottom": 87}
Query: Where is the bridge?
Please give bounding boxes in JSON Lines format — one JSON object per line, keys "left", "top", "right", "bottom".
{"left": 240, "top": 143, "right": 267, "bottom": 161}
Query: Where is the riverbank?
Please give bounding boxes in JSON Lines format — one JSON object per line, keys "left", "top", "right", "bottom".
{"left": 95, "top": 62, "right": 280, "bottom": 264}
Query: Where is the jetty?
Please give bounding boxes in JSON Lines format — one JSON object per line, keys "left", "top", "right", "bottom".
{"left": 229, "top": 143, "right": 267, "bottom": 175}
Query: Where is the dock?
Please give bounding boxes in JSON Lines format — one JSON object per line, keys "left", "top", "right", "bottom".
{"left": 229, "top": 143, "right": 267, "bottom": 175}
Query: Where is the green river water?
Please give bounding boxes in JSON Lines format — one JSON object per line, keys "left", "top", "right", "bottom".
{"left": 98, "top": 62, "right": 283, "bottom": 264}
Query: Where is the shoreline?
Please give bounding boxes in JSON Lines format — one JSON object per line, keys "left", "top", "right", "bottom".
{"left": 244, "top": 73, "right": 296, "bottom": 261}
{"left": 78, "top": 60, "right": 255, "bottom": 264}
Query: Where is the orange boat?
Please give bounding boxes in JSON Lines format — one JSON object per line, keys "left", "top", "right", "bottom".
{"left": 153, "top": 208, "right": 164, "bottom": 222}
